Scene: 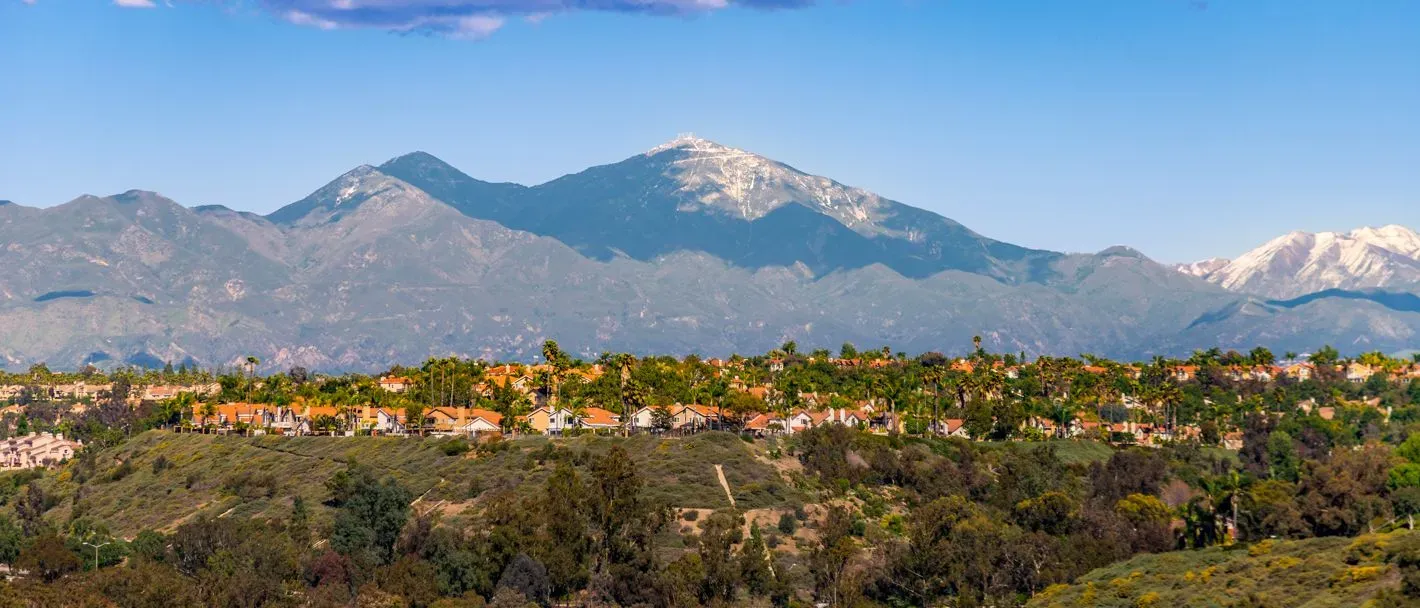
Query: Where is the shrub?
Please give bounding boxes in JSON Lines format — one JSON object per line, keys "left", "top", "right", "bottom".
{"left": 440, "top": 438, "right": 471, "bottom": 457}
{"left": 682, "top": 510, "right": 700, "bottom": 522}
{"left": 222, "top": 470, "right": 279, "bottom": 501}
{"left": 777, "top": 513, "right": 797, "bottom": 535}
{"left": 108, "top": 461, "right": 134, "bottom": 483}
{"left": 151, "top": 455, "right": 171, "bottom": 474}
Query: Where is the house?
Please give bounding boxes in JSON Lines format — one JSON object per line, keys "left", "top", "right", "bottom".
{"left": 787, "top": 410, "right": 816, "bottom": 433}
{"left": 1283, "top": 363, "right": 1314, "bottom": 381}
{"left": 1346, "top": 363, "right": 1376, "bottom": 384}
{"left": 578, "top": 407, "right": 621, "bottom": 430}
{"left": 629, "top": 406, "right": 671, "bottom": 431}
{"left": 1172, "top": 366, "right": 1198, "bottom": 382}
{"left": 373, "top": 408, "right": 406, "bottom": 435}
{"left": 193, "top": 402, "right": 276, "bottom": 430}
{"left": 51, "top": 382, "right": 112, "bottom": 400}
{"left": 425, "top": 408, "right": 463, "bottom": 434}
{"left": 743, "top": 412, "right": 788, "bottom": 435}
{"left": 940, "top": 418, "right": 969, "bottom": 439}
{"left": 0, "top": 433, "right": 81, "bottom": 469}
{"left": 1222, "top": 431, "right": 1244, "bottom": 451}
{"left": 140, "top": 385, "right": 184, "bottom": 401}
{"left": 526, "top": 406, "right": 578, "bottom": 435}
{"left": 456, "top": 408, "right": 504, "bottom": 435}
{"left": 671, "top": 404, "right": 719, "bottom": 430}
{"left": 378, "top": 376, "right": 411, "bottom": 393}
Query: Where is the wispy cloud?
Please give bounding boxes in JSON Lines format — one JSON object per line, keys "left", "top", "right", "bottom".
{"left": 255, "top": 0, "right": 817, "bottom": 37}
{"left": 15, "top": 0, "right": 820, "bottom": 38}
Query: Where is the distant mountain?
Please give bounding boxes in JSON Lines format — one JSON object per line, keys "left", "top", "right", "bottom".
{"left": 373, "top": 136, "right": 1061, "bottom": 282}
{"left": 1177, "top": 225, "right": 1420, "bottom": 298}
{"left": 1174, "top": 257, "right": 1229, "bottom": 278}
{"left": 1, "top": 139, "right": 1416, "bottom": 370}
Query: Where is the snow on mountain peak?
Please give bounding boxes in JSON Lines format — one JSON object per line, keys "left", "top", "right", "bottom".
{"left": 1179, "top": 224, "right": 1420, "bottom": 298}
{"left": 1175, "top": 257, "right": 1230, "bottom": 278}
{"left": 640, "top": 134, "right": 889, "bottom": 230}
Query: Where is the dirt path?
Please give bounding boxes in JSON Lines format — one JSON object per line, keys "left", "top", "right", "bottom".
{"left": 714, "top": 464, "right": 735, "bottom": 507}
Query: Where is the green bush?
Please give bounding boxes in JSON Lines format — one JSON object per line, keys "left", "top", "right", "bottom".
{"left": 777, "top": 513, "right": 797, "bottom": 534}
{"left": 440, "top": 438, "right": 471, "bottom": 457}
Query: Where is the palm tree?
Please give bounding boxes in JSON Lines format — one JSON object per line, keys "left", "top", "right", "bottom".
{"left": 171, "top": 392, "right": 196, "bottom": 429}
{"left": 200, "top": 401, "right": 218, "bottom": 433}
{"left": 244, "top": 356, "right": 260, "bottom": 403}
{"left": 613, "top": 353, "right": 635, "bottom": 435}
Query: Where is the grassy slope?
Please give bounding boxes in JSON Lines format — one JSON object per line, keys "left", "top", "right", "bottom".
{"left": 1028, "top": 532, "right": 1413, "bottom": 608}
{"left": 39, "top": 431, "right": 802, "bottom": 537}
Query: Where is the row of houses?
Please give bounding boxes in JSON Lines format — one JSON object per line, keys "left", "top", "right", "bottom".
{"left": 0, "top": 432, "right": 82, "bottom": 469}
{"left": 0, "top": 382, "right": 220, "bottom": 403}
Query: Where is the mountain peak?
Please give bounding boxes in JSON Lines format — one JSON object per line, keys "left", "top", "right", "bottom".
{"left": 267, "top": 165, "right": 413, "bottom": 225}
{"left": 381, "top": 151, "right": 452, "bottom": 170}
{"left": 1182, "top": 224, "right": 1420, "bottom": 298}
{"left": 646, "top": 133, "right": 743, "bottom": 157}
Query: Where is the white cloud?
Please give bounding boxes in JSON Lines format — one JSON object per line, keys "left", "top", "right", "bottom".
{"left": 113, "top": 0, "right": 158, "bottom": 7}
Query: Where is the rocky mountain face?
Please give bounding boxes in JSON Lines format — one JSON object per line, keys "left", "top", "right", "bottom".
{"left": 2, "top": 138, "right": 1416, "bottom": 370}
{"left": 376, "top": 136, "right": 1060, "bottom": 282}
{"left": 1178, "top": 226, "right": 1420, "bottom": 299}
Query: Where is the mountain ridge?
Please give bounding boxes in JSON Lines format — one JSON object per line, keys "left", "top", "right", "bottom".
{"left": 1, "top": 139, "right": 1416, "bottom": 370}
{"left": 1177, "top": 224, "right": 1420, "bottom": 298}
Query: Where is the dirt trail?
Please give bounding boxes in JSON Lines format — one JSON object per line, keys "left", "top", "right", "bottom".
{"left": 714, "top": 464, "right": 735, "bottom": 507}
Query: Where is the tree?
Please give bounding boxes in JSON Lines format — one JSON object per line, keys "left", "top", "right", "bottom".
{"left": 18, "top": 532, "right": 81, "bottom": 582}
{"left": 245, "top": 355, "right": 260, "bottom": 402}
{"left": 1248, "top": 346, "right": 1275, "bottom": 367}
{"left": 537, "top": 461, "right": 589, "bottom": 598}
{"left": 840, "top": 342, "right": 858, "bottom": 359}
{"left": 496, "top": 553, "right": 551, "bottom": 607}
{"left": 290, "top": 495, "right": 311, "bottom": 548}
{"left": 0, "top": 515, "right": 21, "bottom": 565}
{"left": 328, "top": 462, "right": 413, "bottom": 566}
{"left": 696, "top": 511, "right": 744, "bottom": 603}
{"left": 404, "top": 402, "right": 427, "bottom": 436}
{"left": 1309, "top": 346, "right": 1340, "bottom": 366}
{"left": 16, "top": 483, "right": 47, "bottom": 536}
{"left": 737, "top": 523, "right": 773, "bottom": 597}
{"left": 809, "top": 506, "right": 857, "bottom": 606}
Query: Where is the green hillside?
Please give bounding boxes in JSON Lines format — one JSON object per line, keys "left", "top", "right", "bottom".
{"left": 1028, "top": 531, "right": 1420, "bottom": 608}
{"left": 31, "top": 430, "right": 802, "bottom": 536}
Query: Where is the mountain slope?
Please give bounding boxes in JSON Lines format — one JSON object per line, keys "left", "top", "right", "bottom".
{"left": 1181, "top": 225, "right": 1420, "bottom": 298}
{"left": 376, "top": 136, "right": 1062, "bottom": 282}
{"left": 2, "top": 142, "right": 1416, "bottom": 370}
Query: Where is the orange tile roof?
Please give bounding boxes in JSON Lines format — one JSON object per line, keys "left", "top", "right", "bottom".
{"left": 579, "top": 407, "right": 620, "bottom": 427}
{"left": 464, "top": 408, "right": 504, "bottom": 426}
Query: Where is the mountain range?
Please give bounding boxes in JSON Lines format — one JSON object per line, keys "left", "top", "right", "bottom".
{"left": 1, "top": 136, "right": 1416, "bottom": 371}
{"left": 1175, "top": 225, "right": 1420, "bottom": 299}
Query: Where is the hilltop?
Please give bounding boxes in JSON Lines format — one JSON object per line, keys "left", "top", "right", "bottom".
{"left": 33, "top": 430, "right": 802, "bottom": 537}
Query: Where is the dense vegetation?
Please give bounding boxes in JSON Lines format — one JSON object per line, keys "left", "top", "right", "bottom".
{"left": 0, "top": 418, "right": 1416, "bottom": 606}
{"left": 3, "top": 342, "right": 1420, "bottom": 605}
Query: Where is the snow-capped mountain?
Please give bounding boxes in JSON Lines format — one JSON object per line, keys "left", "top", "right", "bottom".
{"left": 1180, "top": 225, "right": 1420, "bottom": 298}
{"left": 378, "top": 135, "right": 1061, "bottom": 281}
{"left": 1174, "top": 257, "right": 1230, "bottom": 278}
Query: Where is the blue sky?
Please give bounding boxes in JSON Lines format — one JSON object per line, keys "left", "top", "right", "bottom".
{"left": 2, "top": 1, "right": 1417, "bottom": 263}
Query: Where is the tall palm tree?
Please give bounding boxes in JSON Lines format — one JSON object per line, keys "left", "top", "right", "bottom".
{"left": 244, "top": 356, "right": 260, "bottom": 403}
{"left": 200, "top": 401, "right": 218, "bottom": 433}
